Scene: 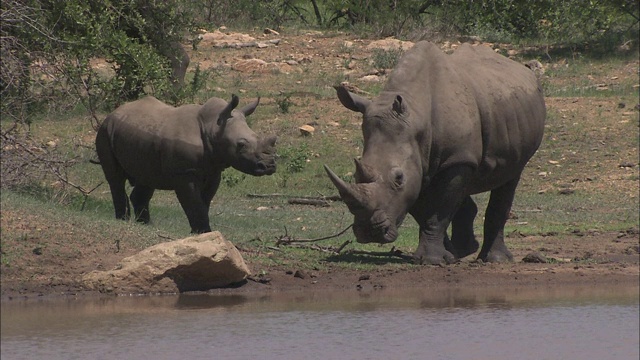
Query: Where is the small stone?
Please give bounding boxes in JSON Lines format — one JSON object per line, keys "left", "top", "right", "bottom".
{"left": 294, "top": 270, "right": 308, "bottom": 279}
{"left": 558, "top": 188, "right": 574, "bottom": 195}
{"left": 522, "top": 252, "right": 548, "bottom": 263}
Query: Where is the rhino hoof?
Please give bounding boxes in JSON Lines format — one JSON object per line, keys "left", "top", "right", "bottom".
{"left": 481, "top": 250, "right": 514, "bottom": 263}
{"left": 413, "top": 251, "right": 457, "bottom": 266}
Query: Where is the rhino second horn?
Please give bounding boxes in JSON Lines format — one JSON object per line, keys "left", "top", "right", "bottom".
{"left": 354, "top": 158, "right": 378, "bottom": 183}
{"left": 324, "top": 165, "right": 358, "bottom": 202}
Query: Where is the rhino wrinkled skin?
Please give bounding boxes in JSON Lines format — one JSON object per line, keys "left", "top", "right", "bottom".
{"left": 96, "top": 95, "right": 277, "bottom": 234}
{"left": 325, "top": 41, "right": 546, "bottom": 265}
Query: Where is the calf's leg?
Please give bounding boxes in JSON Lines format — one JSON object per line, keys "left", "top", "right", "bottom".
{"left": 130, "top": 185, "right": 155, "bottom": 224}
{"left": 175, "top": 182, "right": 211, "bottom": 234}
{"left": 108, "top": 179, "right": 130, "bottom": 220}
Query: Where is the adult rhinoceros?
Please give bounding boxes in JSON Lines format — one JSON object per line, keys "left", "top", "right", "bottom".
{"left": 325, "top": 41, "right": 545, "bottom": 265}
{"left": 95, "top": 95, "right": 277, "bottom": 233}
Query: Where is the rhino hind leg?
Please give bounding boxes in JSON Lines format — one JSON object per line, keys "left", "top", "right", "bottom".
{"left": 109, "top": 179, "right": 130, "bottom": 221}
{"left": 130, "top": 185, "right": 155, "bottom": 224}
{"left": 450, "top": 196, "right": 480, "bottom": 258}
{"left": 478, "top": 177, "right": 520, "bottom": 263}
{"left": 96, "top": 135, "right": 130, "bottom": 220}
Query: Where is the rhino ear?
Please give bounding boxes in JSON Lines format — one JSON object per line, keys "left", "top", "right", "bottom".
{"left": 241, "top": 97, "right": 260, "bottom": 117}
{"left": 392, "top": 95, "right": 406, "bottom": 115}
{"left": 217, "top": 94, "right": 240, "bottom": 126}
{"left": 335, "top": 85, "right": 370, "bottom": 114}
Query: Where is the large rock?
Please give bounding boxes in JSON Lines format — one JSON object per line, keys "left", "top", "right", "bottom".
{"left": 82, "top": 232, "right": 250, "bottom": 294}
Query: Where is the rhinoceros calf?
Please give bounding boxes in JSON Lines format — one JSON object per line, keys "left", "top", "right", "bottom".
{"left": 95, "top": 95, "right": 277, "bottom": 233}
{"left": 325, "top": 41, "right": 545, "bottom": 265}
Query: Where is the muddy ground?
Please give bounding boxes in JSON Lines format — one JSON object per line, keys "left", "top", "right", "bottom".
{"left": 1, "top": 29, "right": 638, "bottom": 301}
{"left": 1, "top": 206, "right": 638, "bottom": 300}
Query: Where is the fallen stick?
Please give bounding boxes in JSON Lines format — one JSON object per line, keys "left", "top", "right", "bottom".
{"left": 247, "top": 193, "right": 342, "bottom": 202}
{"left": 275, "top": 224, "right": 353, "bottom": 246}
{"left": 247, "top": 193, "right": 287, "bottom": 198}
{"left": 343, "top": 247, "right": 414, "bottom": 261}
{"left": 285, "top": 241, "right": 350, "bottom": 254}
{"left": 287, "top": 198, "right": 329, "bottom": 207}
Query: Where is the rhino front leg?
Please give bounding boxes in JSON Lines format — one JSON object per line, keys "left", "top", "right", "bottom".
{"left": 200, "top": 172, "right": 222, "bottom": 221}
{"left": 450, "top": 196, "right": 480, "bottom": 258}
{"left": 478, "top": 176, "right": 520, "bottom": 263}
{"left": 130, "top": 185, "right": 155, "bottom": 224}
{"left": 175, "top": 182, "right": 211, "bottom": 234}
{"left": 412, "top": 166, "right": 473, "bottom": 265}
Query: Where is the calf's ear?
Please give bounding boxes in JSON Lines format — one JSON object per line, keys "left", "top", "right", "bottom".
{"left": 217, "top": 94, "right": 240, "bottom": 125}
{"left": 335, "top": 85, "right": 370, "bottom": 114}
{"left": 241, "top": 97, "right": 260, "bottom": 117}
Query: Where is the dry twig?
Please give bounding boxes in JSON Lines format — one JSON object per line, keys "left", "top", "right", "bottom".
{"left": 275, "top": 224, "right": 353, "bottom": 246}
{"left": 344, "top": 247, "right": 414, "bottom": 261}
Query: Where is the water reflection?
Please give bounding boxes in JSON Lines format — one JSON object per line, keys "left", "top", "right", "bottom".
{"left": 2, "top": 284, "right": 638, "bottom": 360}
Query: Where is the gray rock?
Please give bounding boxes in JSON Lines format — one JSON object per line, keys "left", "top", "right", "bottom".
{"left": 83, "top": 232, "right": 250, "bottom": 294}
{"left": 522, "top": 251, "right": 548, "bottom": 263}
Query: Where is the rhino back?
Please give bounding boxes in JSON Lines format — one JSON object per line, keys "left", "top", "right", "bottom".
{"left": 382, "top": 42, "right": 545, "bottom": 192}
{"left": 450, "top": 44, "right": 545, "bottom": 191}
{"left": 102, "top": 97, "right": 207, "bottom": 189}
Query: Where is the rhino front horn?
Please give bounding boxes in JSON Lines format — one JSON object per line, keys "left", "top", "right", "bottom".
{"left": 324, "top": 165, "right": 358, "bottom": 202}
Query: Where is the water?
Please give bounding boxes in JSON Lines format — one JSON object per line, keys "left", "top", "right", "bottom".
{"left": 2, "top": 285, "right": 638, "bottom": 360}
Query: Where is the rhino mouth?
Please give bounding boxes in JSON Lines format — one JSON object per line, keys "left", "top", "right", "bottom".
{"left": 253, "top": 161, "right": 276, "bottom": 176}
{"left": 240, "top": 159, "right": 276, "bottom": 176}
{"left": 353, "top": 218, "right": 398, "bottom": 244}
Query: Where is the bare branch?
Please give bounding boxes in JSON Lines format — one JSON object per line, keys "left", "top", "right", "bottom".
{"left": 275, "top": 224, "right": 353, "bottom": 246}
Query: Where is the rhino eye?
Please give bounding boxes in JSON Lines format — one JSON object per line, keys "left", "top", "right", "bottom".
{"left": 236, "top": 139, "right": 249, "bottom": 153}
{"left": 391, "top": 168, "right": 405, "bottom": 189}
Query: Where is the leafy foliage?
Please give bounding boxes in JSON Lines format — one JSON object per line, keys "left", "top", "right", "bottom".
{"left": 276, "top": 93, "right": 294, "bottom": 113}
{"left": 279, "top": 142, "right": 311, "bottom": 174}
{"left": 1, "top": 0, "right": 198, "bottom": 129}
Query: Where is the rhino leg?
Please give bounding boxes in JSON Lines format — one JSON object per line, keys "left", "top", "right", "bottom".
{"left": 109, "top": 179, "right": 130, "bottom": 221}
{"left": 200, "top": 172, "right": 222, "bottom": 221}
{"left": 411, "top": 166, "right": 473, "bottom": 265}
{"left": 96, "top": 133, "right": 131, "bottom": 220}
{"left": 175, "top": 182, "right": 211, "bottom": 234}
{"left": 130, "top": 185, "right": 155, "bottom": 224}
{"left": 450, "top": 196, "right": 480, "bottom": 258}
{"left": 478, "top": 176, "right": 520, "bottom": 263}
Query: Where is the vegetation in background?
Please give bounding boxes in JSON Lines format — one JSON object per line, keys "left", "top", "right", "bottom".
{"left": 3, "top": 1, "right": 637, "bottom": 128}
